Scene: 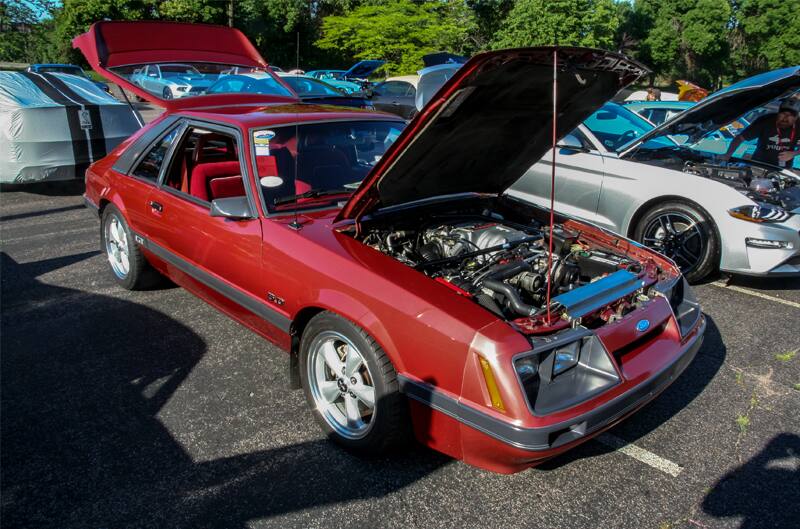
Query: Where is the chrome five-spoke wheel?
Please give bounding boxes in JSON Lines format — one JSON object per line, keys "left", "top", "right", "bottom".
{"left": 307, "top": 330, "right": 376, "bottom": 439}
{"left": 105, "top": 214, "right": 130, "bottom": 279}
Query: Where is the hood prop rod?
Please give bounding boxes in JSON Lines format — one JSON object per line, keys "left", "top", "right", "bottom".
{"left": 545, "top": 49, "right": 558, "bottom": 326}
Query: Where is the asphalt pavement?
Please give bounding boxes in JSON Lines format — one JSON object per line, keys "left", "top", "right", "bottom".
{"left": 1, "top": 180, "right": 798, "bottom": 528}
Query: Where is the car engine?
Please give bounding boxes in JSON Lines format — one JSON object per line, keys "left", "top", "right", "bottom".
{"left": 360, "top": 214, "right": 649, "bottom": 325}
{"left": 630, "top": 148, "right": 800, "bottom": 210}
{"left": 682, "top": 161, "right": 800, "bottom": 210}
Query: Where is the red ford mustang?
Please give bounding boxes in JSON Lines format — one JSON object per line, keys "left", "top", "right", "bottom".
{"left": 74, "top": 21, "right": 705, "bottom": 474}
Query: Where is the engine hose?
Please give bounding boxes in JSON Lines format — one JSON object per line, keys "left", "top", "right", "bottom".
{"left": 475, "top": 292, "right": 505, "bottom": 318}
{"left": 482, "top": 279, "right": 538, "bottom": 317}
{"left": 485, "top": 260, "right": 531, "bottom": 282}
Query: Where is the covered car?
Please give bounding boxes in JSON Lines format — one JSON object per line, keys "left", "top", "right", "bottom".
{"left": 0, "top": 70, "right": 141, "bottom": 183}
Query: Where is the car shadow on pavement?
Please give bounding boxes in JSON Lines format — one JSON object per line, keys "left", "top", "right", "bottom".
{"left": 537, "top": 315, "right": 727, "bottom": 470}
{"left": 702, "top": 433, "right": 800, "bottom": 529}
{"left": 0, "top": 251, "right": 444, "bottom": 529}
{"left": 0, "top": 179, "right": 86, "bottom": 196}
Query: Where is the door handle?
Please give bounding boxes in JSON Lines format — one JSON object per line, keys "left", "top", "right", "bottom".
{"left": 149, "top": 200, "right": 163, "bottom": 213}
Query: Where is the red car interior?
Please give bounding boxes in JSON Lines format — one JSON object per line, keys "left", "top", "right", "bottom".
{"left": 189, "top": 160, "right": 242, "bottom": 201}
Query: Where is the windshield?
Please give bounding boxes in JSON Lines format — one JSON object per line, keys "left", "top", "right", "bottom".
{"left": 160, "top": 64, "right": 202, "bottom": 77}
{"left": 206, "top": 74, "right": 294, "bottom": 97}
{"left": 584, "top": 103, "right": 677, "bottom": 152}
{"left": 109, "top": 62, "right": 293, "bottom": 100}
{"left": 253, "top": 120, "right": 405, "bottom": 211}
{"left": 281, "top": 76, "right": 343, "bottom": 97}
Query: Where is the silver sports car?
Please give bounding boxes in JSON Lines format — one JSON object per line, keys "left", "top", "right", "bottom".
{"left": 129, "top": 63, "right": 215, "bottom": 99}
{"left": 510, "top": 67, "right": 800, "bottom": 281}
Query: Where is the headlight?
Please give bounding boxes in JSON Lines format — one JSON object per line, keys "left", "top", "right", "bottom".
{"left": 176, "top": 86, "right": 188, "bottom": 92}
{"left": 553, "top": 341, "right": 580, "bottom": 376}
{"left": 728, "top": 204, "right": 791, "bottom": 223}
{"left": 515, "top": 333, "right": 619, "bottom": 415}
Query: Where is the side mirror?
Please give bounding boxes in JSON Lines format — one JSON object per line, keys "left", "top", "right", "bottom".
{"left": 557, "top": 134, "right": 587, "bottom": 155}
{"left": 210, "top": 196, "right": 254, "bottom": 220}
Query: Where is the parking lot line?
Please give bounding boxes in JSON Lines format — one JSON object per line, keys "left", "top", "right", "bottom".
{"left": 710, "top": 281, "right": 800, "bottom": 309}
{"left": 596, "top": 433, "right": 683, "bottom": 477}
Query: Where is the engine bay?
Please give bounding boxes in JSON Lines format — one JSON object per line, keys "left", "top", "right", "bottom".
{"left": 630, "top": 147, "right": 800, "bottom": 210}
{"left": 354, "top": 200, "right": 669, "bottom": 334}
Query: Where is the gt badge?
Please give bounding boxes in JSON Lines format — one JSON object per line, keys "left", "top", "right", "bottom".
{"left": 636, "top": 319, "right": 651, "bottom": 333}
{"left": 267, "top": 292, "right": 285, "bottom": 306}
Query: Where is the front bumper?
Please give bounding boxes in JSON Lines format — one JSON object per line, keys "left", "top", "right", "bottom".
{"left": 720, "top": 215, "right": 800, "bottom": 277}
{"left": 400, "top": 315, "right": 705, "bottom": 471}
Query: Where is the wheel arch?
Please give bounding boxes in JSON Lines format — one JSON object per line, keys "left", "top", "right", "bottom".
{"left": 287, "top": 295, "right": 403, "bottom": 390}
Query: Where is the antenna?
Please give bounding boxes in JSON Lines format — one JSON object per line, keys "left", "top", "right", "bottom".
{"left": 288, "top": 30, "right": 302, "bottom": 230}
{"left": 545, "top": 49, "right": 558, "bottom": 326}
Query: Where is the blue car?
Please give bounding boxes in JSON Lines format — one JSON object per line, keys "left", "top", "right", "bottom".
{"left": 307, "top": 61, "right": 386, "bottom": 94}
{"left": 27, "top": 63, "right": 109, "bottom": 92}
{"left": 623, "top": 99, "right": 798, "bottom": 166}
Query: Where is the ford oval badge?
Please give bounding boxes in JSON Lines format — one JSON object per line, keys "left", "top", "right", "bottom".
{"left": 636, "top": 319, "right": 651, "bottom": 333}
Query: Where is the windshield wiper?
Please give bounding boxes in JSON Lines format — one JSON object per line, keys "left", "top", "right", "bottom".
{"left": 273, "top": 188, "right": 351, "bottom": 206}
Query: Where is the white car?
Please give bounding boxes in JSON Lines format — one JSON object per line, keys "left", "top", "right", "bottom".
{"left": 510, "top": 68, "right": 800, "bottom": 281}
{"left": 130, "top": 63, "right": 215, "bottom": 99}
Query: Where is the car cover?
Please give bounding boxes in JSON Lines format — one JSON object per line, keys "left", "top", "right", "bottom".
{"left": 0, "top": 71, "right": 141, "bottom": 183}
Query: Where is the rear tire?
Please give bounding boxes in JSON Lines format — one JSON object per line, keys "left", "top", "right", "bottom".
{"left": 633, "top": 201, "right": 719, "bottom": 283}
{"left": 299, "top": 312, "right": 411, "bottom": 455}
{"left": 101, "top": 205, "right": 161, "bottom": 290}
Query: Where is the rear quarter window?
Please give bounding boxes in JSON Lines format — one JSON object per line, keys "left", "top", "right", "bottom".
{"left": 131, "top": 127, "right": 180, "bottom": 182}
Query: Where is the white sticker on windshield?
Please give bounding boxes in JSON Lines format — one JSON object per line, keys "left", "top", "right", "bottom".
{"left": 260, "top": 176, "right": 284, "bottom": 188}
{"left": 253, "top": 130, "right": 275, "bottom": 156}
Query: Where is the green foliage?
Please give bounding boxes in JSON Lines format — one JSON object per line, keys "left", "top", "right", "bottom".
{"left": 1, "top": 0, "right": 797, "bottom": 87}
{"left": 638, "top": 0, "right": 731, "bottom": 87}
{"left": 317, "top": 0, "right": 476, "bottom": 75}
{"left": 0, "top": 0, "right": 60, "bottom": 63}
{"left": 732, "top": 0, "right": 800, "bottom": 76}
{"left": 492, "top": 0, "right": 619, "bottom": 49}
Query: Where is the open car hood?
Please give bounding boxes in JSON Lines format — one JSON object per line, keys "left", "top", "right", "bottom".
{"left": 342, "top": 60, "right": 385, "bottom": 80}
{"left": 422, "top": 52, "right": 468, "bottom": 67}
{"left": 73, "top": 21, "right": 298, "bottom": 110}
{"left": 620, "top": 66, "right": 800, "bottom": 156}
{"left": 337, "top": 47, "right": 647, "bottom": 222}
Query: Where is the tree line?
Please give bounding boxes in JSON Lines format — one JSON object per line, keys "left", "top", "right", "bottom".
{"left": 2, "top": 0, "right": 798, "bottom": 88}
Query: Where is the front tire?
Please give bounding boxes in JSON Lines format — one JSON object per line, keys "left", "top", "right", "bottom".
{"left": 101, "top": 205, "right": 161, "bottom": 290}
{"left": 299, "top": 312, "right": 410, "bottom": 454}
{"left": 162, "top": 87, "right": 173, "bottom": 100}
{"left": 633, "top": 201, "right": 720, "bottom": 283}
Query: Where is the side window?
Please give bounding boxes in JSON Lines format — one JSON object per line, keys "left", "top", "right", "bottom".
{"left": 131, "top": 127, "right": 180, "bottom": 182}
{"left": 406, "top": 84, "right": 417, "bottom": 97}
{"left": 163, "top": 127, "right": 244, "bottom": 204}
{"left": 382, "top": 82, "right": 409, "bottom": 97}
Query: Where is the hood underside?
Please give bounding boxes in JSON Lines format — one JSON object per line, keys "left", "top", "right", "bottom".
{"left": 622, "top": 66, "right": 800, "bottom": 154}
{"left": 73, "top": 21, "right": 298, "bottom": 110}
{"left": 337, "top": 47, "right": 648, "bottom": 222}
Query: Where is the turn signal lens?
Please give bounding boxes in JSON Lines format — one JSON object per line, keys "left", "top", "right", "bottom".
{"left": 478, "top": 356, "right": 506, "bottom": 412}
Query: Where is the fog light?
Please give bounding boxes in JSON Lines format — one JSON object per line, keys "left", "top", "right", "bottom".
{"left": 745, "top": 237, "right": 790, "bottom": 249}
{"left": 553, "top": 341, "right": 581, "bottom": 376}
